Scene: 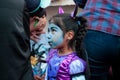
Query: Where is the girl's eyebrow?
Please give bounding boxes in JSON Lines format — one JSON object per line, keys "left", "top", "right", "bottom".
{"left": 51, "top": 26, "right": 58, "bottom": 30}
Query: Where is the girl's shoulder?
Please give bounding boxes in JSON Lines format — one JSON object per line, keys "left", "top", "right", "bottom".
{"left": 48, "top": 49, "right": 58, "bottom": 57}
{"left": 47, "top": 49, "right": 58, "bottom": 62}
{"left": 69, "top": 56, "right": 86, "bottom": 75}
{"left": 49, "top": 48, "right": 57, "bottom": 53}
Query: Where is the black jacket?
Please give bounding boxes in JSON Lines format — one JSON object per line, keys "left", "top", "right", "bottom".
{"left": 0, "top": 0, "right": 34, "bottom": 80}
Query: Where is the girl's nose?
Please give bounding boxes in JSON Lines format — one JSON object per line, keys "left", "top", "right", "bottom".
{"left": 47, "top": 33, "right": 52, "bottom": 40}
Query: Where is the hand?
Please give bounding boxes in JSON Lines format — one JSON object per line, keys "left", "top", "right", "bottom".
{"left": 30, "top": 30, "right": 45, "bottom": 42}
{"left": 30, "top": 16, "right": 46, "bottom": 42}
{"left": 34, "top": 74, "right": 45, "bottom": 80}
{"left": 31, "top": 38, "right": 50, "bottom": 56}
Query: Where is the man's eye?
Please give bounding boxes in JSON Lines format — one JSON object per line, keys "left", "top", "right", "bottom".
{"left": 41, "top": 16, "right": 45, "bottom": 18}
{"left": 35, "top": 19, "right": 39, "bottom": 21}
{"left": 41, "top": 15, "right": 46, "bottom": 18}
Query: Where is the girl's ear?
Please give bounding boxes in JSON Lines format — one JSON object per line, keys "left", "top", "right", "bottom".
{"left": 65, "top": 30, "right": 74, "bottom": 40}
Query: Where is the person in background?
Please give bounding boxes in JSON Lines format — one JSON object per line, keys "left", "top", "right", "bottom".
{"left": 26, "top": 0, "right": 51, "bottom": 80}
{"left": 73, "top": 0, "right": 120, "bottom": 80}
{"left": 26, "top": 0, "right": 51, "bottom": 42}
{"left": 0, "top": 0, "right": 34, "bottom": 80}
{"left": 0, "top": 0, "right": 51, "bottom": 80}
{"left": 30, "top": 8, "right": 47, "bottom": 42}
{"left": 30, "top": 8, "right": 50, "bottom": 80}
{"left": 47, "top": 13, "right": 88, "bottom": 80}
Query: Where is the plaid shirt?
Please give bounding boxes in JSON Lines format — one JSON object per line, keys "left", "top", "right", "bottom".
{"left": 78, "top": 0, "right": 120, "bottom": 36}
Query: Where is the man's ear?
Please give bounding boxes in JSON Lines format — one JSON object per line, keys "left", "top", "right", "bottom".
{"left": 65, "top": 30, "right": 74, "bottom": 40}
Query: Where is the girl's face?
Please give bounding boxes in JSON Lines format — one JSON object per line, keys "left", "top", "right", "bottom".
{"left": 47, "top": 23, "right": 64, "bottom": 48}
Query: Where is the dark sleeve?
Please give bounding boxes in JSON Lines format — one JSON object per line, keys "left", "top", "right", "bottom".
{"left": 0, "top": 0, "right": 34, "bottom": 80}
{"left": 73, "top": 0, "right": 87, "bottom": 8}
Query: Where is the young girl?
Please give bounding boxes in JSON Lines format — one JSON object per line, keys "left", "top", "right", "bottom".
{"left": 47, "top": 13, "right": 89, "bottom": 80}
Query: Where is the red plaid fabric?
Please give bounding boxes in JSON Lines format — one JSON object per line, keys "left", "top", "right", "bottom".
{"left": 78, "top": 0, "right": 120, "bottom": 36}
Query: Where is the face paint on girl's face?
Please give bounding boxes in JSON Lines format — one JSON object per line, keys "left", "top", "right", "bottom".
{"left": 47, "top": 23, "right": 64, "bottom": 48}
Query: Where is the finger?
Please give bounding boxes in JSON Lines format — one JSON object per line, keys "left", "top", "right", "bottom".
{"left": 35, "top": 31, "right": 45, "bottom": 35}
{"left": 34, "top": 75, "right": 41, "bottom": 80}
{"left": 33, "top": 34, "right": 40, "bottom": 39}
{"left": 30, "top": 35, "right": 39, "bottom": 42}
{"left": 35, "top": 76, "right": 42, "bottom": 80}
{"left": 41, "top": 74, "right": 45, "bottom": 78}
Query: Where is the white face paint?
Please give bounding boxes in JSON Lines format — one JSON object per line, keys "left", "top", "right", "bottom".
{"left": 47, "top": 23, "right": 64, "bottom": 48}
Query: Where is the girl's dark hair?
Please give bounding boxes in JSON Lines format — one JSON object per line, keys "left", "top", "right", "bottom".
{"left": 49, "top": 13, "right": 90, "bottom": 80}
{"left": 49, "top": 13, "right": 87, "bottom": 55}
{"left": 75, "top": 16, "right": 90, "bottom": 80}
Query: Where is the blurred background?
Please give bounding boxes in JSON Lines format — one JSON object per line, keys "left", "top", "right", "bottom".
{"left": 44, "top": 0, "right": 82, "bottom": 31}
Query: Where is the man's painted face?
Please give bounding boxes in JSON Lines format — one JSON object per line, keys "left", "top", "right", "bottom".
{"left": 47, "top": 23, "right": 64, "bottom": 48}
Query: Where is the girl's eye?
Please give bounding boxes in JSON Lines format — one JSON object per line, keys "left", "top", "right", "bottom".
{"left": 48, "top": 28, "right": 56, "bottom": 34}
{"left": 51, "top": 28, "right": 56, "bottom": 33}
